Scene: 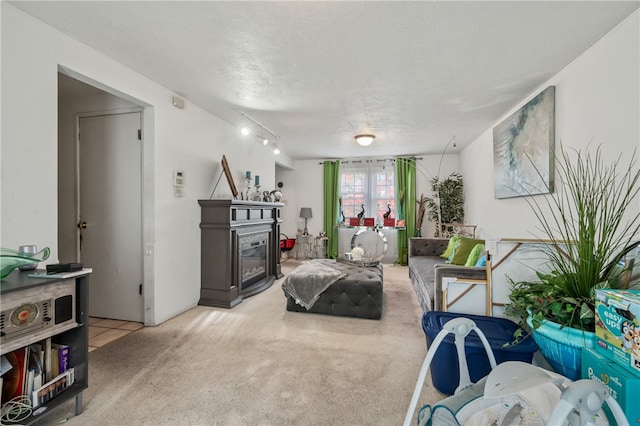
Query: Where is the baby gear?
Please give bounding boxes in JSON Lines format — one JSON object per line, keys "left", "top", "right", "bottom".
{"left": 403, "top": 317, "right": 628, "bottom": 426}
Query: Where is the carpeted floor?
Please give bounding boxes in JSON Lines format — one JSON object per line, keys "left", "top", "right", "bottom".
{"left": 32, "top": 260, "right": 445, "bottom": 425}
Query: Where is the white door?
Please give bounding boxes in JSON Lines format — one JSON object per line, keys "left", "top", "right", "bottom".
{"left": 78, "top": 111, "right": 143, "bottom": 322}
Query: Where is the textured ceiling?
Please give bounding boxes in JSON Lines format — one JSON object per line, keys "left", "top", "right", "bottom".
{"left": 11, "top": 1, "right": 640, "bottom": 160}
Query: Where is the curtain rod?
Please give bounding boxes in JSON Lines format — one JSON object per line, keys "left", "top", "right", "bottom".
{"left": 318, "top": 156, "right": 423, "bottom": 165}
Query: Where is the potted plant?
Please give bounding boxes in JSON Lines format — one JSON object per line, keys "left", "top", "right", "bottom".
{"left": 425, "top": 172, "right": 464, "bottom": 237}
{"left": 504, "top": 145, "right": 640, "bottom": 379}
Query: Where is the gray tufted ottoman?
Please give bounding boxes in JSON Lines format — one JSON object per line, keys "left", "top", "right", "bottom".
{"left": 285, "top": 259, "right": 384, "bottom": 319}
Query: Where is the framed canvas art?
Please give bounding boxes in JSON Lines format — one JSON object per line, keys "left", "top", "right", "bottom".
{"left": 493, "top": 86, "right": 555, "bottom": 199}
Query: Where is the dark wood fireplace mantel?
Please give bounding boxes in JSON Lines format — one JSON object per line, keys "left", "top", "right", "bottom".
{"left": 198, "top": 199, "right": 283, "bottom": 308}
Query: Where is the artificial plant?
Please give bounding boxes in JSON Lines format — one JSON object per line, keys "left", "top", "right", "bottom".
{"left": 425, "top": 172, "right": 464, "bottom": 237}
{"left": 505, "top": 145, "right": 640, "bottom": 332}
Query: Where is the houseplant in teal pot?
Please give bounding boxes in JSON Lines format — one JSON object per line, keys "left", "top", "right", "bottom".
{"left": 505, "top": 145, "right": 640, "bottom": 380}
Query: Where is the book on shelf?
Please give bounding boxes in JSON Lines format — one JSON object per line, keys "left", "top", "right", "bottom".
{"left": 26, "top": 369, "right": 35, "bottom": 399}
{"left": 1, "top": 340, "right": 74, "bottom": 408}
{"left": 51, "top": 343, "right": 70, "bottom": 374}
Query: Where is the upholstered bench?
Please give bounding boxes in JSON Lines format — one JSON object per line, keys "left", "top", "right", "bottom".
{"left": 284, "top": 259, "right": 384, "bottom": 320}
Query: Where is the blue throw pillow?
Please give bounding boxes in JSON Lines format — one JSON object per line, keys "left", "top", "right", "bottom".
{"left": 475, "top": 254, "right": 486, "bottom": 267}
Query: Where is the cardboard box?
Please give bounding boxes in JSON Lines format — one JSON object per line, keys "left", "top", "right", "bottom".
{"left": 582, "top": 348, "right": 640, "bottom": 425}
{"left": 363, "top": 218, "right": 374, "bottom": 227}
{"left": 383, "top": 218, "right": 395, "bottom": 227}
{"left": 595, "top": 289, "right": 640, "bottom": 375}
{"left": 349, "top": 218, "right": 360, "bottom": 227}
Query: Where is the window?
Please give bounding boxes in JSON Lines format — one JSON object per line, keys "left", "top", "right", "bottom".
{"left": 340, "top": 161, "right": 395, "bottom": 223}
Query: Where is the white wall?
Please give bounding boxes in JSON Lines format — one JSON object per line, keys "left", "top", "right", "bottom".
{"left": 276, "top": 160, "right": 323, "bottom": 238}
{"left": 1, "top": 4, "right": 279, "bottom": 325}
{"left": 461, "top": 10, "right": 640, "bottom": 240}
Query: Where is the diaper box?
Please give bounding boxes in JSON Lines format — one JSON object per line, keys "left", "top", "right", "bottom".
{"left": 594, "top": 289, "right": 640, "bottom": 374}
{"left": 582, "top": 348, "right": 640, "bottom": 425}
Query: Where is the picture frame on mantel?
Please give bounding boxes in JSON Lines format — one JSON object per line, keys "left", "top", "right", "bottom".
{"left": 221, "top": 154, "right": 239, "bottom": 199}
{"left": 493, "top": 86, "right": 555, "bottom": 199}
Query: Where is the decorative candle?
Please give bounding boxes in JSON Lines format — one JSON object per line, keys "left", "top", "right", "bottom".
{"left": 255, "top": 175, "right": 260, "bottom": 186}
{"left": 245, "top": 171, "right": 251, "bottom": 179}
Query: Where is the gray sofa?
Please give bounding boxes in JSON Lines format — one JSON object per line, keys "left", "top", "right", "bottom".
{"left": 408, "top": 237, "right": 487, "bottom": 312}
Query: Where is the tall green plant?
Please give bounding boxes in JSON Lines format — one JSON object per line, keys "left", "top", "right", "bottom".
{"left": 425, "top": 173, "right": 464, "bottom": 237}
{"left": 506, "top": 145, "right": 640, "bottom": 331}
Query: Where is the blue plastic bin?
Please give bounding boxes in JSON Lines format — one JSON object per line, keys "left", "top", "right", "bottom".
{"left": 422, "top": 311, "right": 538, "bottom": 395}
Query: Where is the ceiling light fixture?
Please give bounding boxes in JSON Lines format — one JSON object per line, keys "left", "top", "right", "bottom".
{"left": 258, "top": 126, "right": 269, "bottom": 145}
{"left": 355, "top": 133, "right": 375, "bottom": 146}
{"left": 238, "top": 111, "right": 282, "bottom": 154}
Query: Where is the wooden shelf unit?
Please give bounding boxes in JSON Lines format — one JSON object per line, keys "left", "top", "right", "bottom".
{"left": 0, "top": 270, "right": 90, "bottom": 425}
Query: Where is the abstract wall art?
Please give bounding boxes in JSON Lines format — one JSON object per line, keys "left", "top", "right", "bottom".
{"left": 493, "top": 86, "right": 555, "bottom": 199}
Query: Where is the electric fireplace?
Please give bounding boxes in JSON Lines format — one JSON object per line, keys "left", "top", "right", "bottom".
{"left": 198, "top": 200, "right": 283, "bottom": 308}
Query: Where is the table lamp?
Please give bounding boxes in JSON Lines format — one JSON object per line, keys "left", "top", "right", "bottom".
{"left": 300, "top": 208, "right": 312, "bottom": 235}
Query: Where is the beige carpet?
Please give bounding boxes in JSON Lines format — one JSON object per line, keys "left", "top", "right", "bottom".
{"left": 33, "top": 260, "right": 445, "bottom": 426}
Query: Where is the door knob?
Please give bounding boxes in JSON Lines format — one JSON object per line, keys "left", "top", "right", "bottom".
{"left": 78, "top": 221, "right": 87, "bottom": 229}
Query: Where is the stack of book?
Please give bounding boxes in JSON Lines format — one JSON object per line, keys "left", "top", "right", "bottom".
{"left": 1, "top": 339, "right": 74, "bottom": 408}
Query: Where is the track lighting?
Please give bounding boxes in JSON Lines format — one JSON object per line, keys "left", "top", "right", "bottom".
{"left": 258, "top": 126, "right": 269, "bottom": 145}
{"left": 239, "top": 111, "right": 283, "bottom": 154}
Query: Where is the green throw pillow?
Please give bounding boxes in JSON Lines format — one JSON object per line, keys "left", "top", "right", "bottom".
{"left": 465, "top": 243, "right": 485, "bottom": 267}
{"left": 440, "top": 235, "right": 460, "bottom": 259}
{"left": 450, "top": 237, "right": 485, "bottom": 265}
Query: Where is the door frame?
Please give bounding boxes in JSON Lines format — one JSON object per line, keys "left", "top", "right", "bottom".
{"left": 60, "top": 65, "right": 156, "bottom": 326}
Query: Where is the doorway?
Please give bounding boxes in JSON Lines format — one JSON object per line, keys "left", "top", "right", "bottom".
{"left": 58, "top": 72, "right": 147, "bottom": 324}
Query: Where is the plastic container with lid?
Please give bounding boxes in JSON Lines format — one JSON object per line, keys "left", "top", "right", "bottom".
{"left": 422, "top": 311, "right": 538, "bottom": 395}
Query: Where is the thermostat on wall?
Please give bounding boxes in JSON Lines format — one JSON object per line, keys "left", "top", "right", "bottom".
{"left": 174, "top": 170, "right": 184, "bottom": 197}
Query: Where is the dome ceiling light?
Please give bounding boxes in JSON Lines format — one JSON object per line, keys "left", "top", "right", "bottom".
{"left": 355, "top": 134, "right": 375, "bottom": 146}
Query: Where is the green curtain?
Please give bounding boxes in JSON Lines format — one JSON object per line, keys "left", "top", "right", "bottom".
{"left": 323, "top": 161, "right": 340, "bottom": 259}
{"left": 396, "top": 157, "right": 417, "bottom": 265}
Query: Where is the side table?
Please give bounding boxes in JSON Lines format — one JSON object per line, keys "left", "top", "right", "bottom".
{"left": 296, "top": 234, "right": 315, "bottom": 259}
{"left": 315, "top": 236, "right": 329, "bottom": 258}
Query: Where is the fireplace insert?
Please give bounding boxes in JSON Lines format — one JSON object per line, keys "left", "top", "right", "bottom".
{"left": 239, "top": 233, "right": 268, "bottom": 292}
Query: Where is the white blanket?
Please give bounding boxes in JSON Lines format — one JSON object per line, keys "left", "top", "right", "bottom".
{"left": 281, "top": 260, "right": 346, "bottom": 309}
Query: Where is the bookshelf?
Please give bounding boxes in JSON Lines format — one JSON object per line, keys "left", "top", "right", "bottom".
{"left": 1, "top": 269, "right": 90, "bottom": 424}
